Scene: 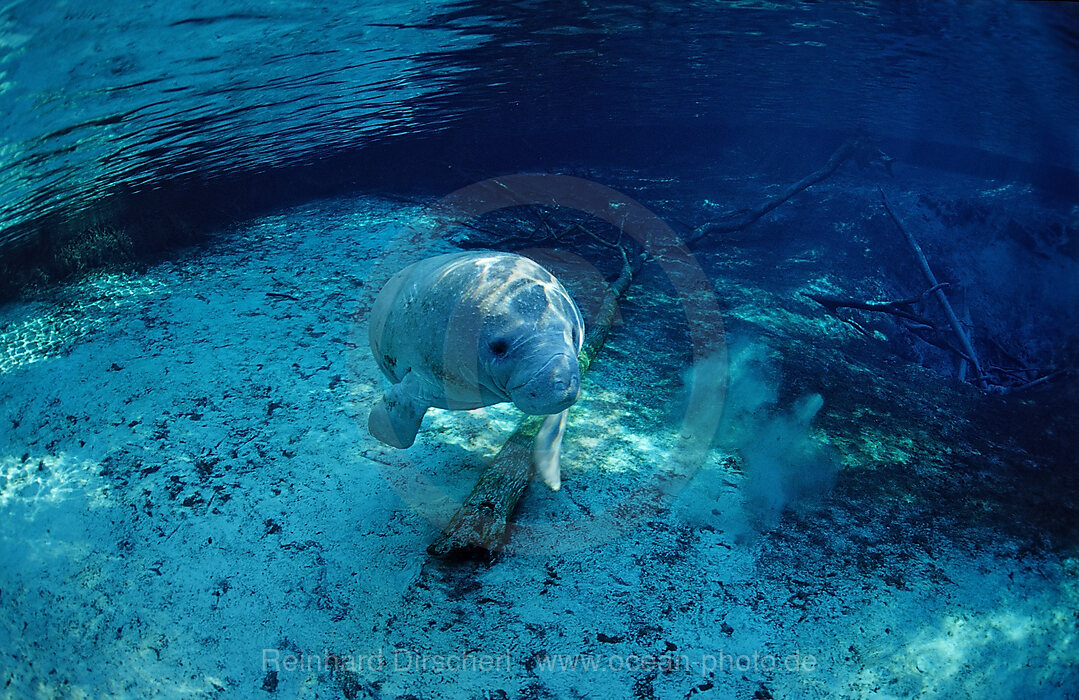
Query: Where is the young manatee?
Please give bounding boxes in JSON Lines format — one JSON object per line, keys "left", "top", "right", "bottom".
{"left": 368, "top": 251, "right": 585, "bottom": 490}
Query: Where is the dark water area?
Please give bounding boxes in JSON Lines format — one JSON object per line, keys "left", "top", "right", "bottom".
{"left": 2, "top": 0, "right": 1078, "bottom": 254}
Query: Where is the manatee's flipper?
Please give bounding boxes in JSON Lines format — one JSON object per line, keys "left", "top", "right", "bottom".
{"left": 533, "top": 409, "right": 569, "bottom": 491}
{"left": 368, "top": 373, "right": 429, "bottom": 448}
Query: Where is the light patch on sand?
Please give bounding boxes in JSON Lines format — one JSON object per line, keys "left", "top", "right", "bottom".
{"left": 424, "top": 404, "right": 519, "bottom": 457}
{"left": 854, "top": 424, "right": 913, "bottom": 466}
{"left": 0, "top": 272, "right": 166, "bottom": 373}
{"left": 0, "top": 453, "right": 106, "bottom": 513}
{"left": 896, "top": 583, "right": 1079, "bottom": 695}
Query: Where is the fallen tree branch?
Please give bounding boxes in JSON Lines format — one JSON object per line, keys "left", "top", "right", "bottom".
{"left": 988, "top": 337, "right": 1031, "bottom": 373}
{"left": 425, "top": 413, "right": 544, "bottom": 559}
{"left": 803, "top": 287, "right": 987, "bottom": 367}
{"left": 1008, "top": 368, "right": 1071, "bottom": 393}
{"left": 878, "top": 189, "right": 988, "bottom": 390}
{"left": 688, "top": 138, "right": 859, "bottom": 244}
{"left": 428, "top": 249, "right": 639, "bottom": 558}
{"left": 802, "top": 289, "right": 942, "bottom": 327}
{"left": 903, "top": 323, "right": 976, "bottom": 365}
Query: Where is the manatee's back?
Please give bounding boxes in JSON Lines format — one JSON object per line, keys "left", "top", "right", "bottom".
{"left": 368, "top": 253, "right": 473, "bottom": 384}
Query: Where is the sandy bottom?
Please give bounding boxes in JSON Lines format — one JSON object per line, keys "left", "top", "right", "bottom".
{"left": 1, "top": 193, "right": 1076, "bottom": 699}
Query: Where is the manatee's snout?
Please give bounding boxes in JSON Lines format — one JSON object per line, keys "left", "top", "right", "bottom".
{"left": 509, "top": 352, "right": 581, "bottom": 415}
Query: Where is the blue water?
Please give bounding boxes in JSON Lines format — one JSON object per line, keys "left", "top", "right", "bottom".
{"left": 1, "top": 1, "right": 1077, "bottom": 248}
{"left": 2, "top": 2, "right": 1079, "bottom": 698}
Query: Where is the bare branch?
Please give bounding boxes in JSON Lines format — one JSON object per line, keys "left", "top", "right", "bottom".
{"left": 688, "top": 138, "right": 859, "bottom": 244}
{"left": 879, "top": 189, "right": 988, "bottom": 390}
{"left": 1009, "top": 369, "right": 1072, "bottom": 393}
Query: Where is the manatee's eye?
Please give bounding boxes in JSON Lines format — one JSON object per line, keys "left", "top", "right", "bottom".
{"left": 489, "top": 339, "right": 509, "bottom": 357}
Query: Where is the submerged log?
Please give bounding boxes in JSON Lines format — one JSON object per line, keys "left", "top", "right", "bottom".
{"left": 428, "top": 250, "right": 637, "bottom": 558}
{"left": 425, "top": 414, "right": 544, "bottom": 559}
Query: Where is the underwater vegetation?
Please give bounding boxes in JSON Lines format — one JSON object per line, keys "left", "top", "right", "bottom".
{"left": 50, "top": 222, "right": 135, "bottom": 277}
{"left": 0, "top": 205, "right": 202, "bottom": 300}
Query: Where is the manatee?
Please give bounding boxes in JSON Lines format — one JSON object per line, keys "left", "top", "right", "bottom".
{"left": 368, "top": 251, "right": 585, "bottom": 490}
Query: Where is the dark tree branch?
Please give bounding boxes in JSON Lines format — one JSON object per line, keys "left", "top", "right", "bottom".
{"left": 802, "top": 288, "right": 984, "bottom": 367}
{"left": 1009, "top": 368, "right": 1071, "bottom": 393}
{"left": 879, "top": 189, "right": 989, "bottom": 390}
{"left": 688, "top": 138, "right": 859, "bottom": 244}
{"left": 802, "top": 290, "right": 942, "bottom": 327}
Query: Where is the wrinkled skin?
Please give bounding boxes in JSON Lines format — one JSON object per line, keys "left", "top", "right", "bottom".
{"left": 368, "top": 251, "right": 585, "bottom": 490}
